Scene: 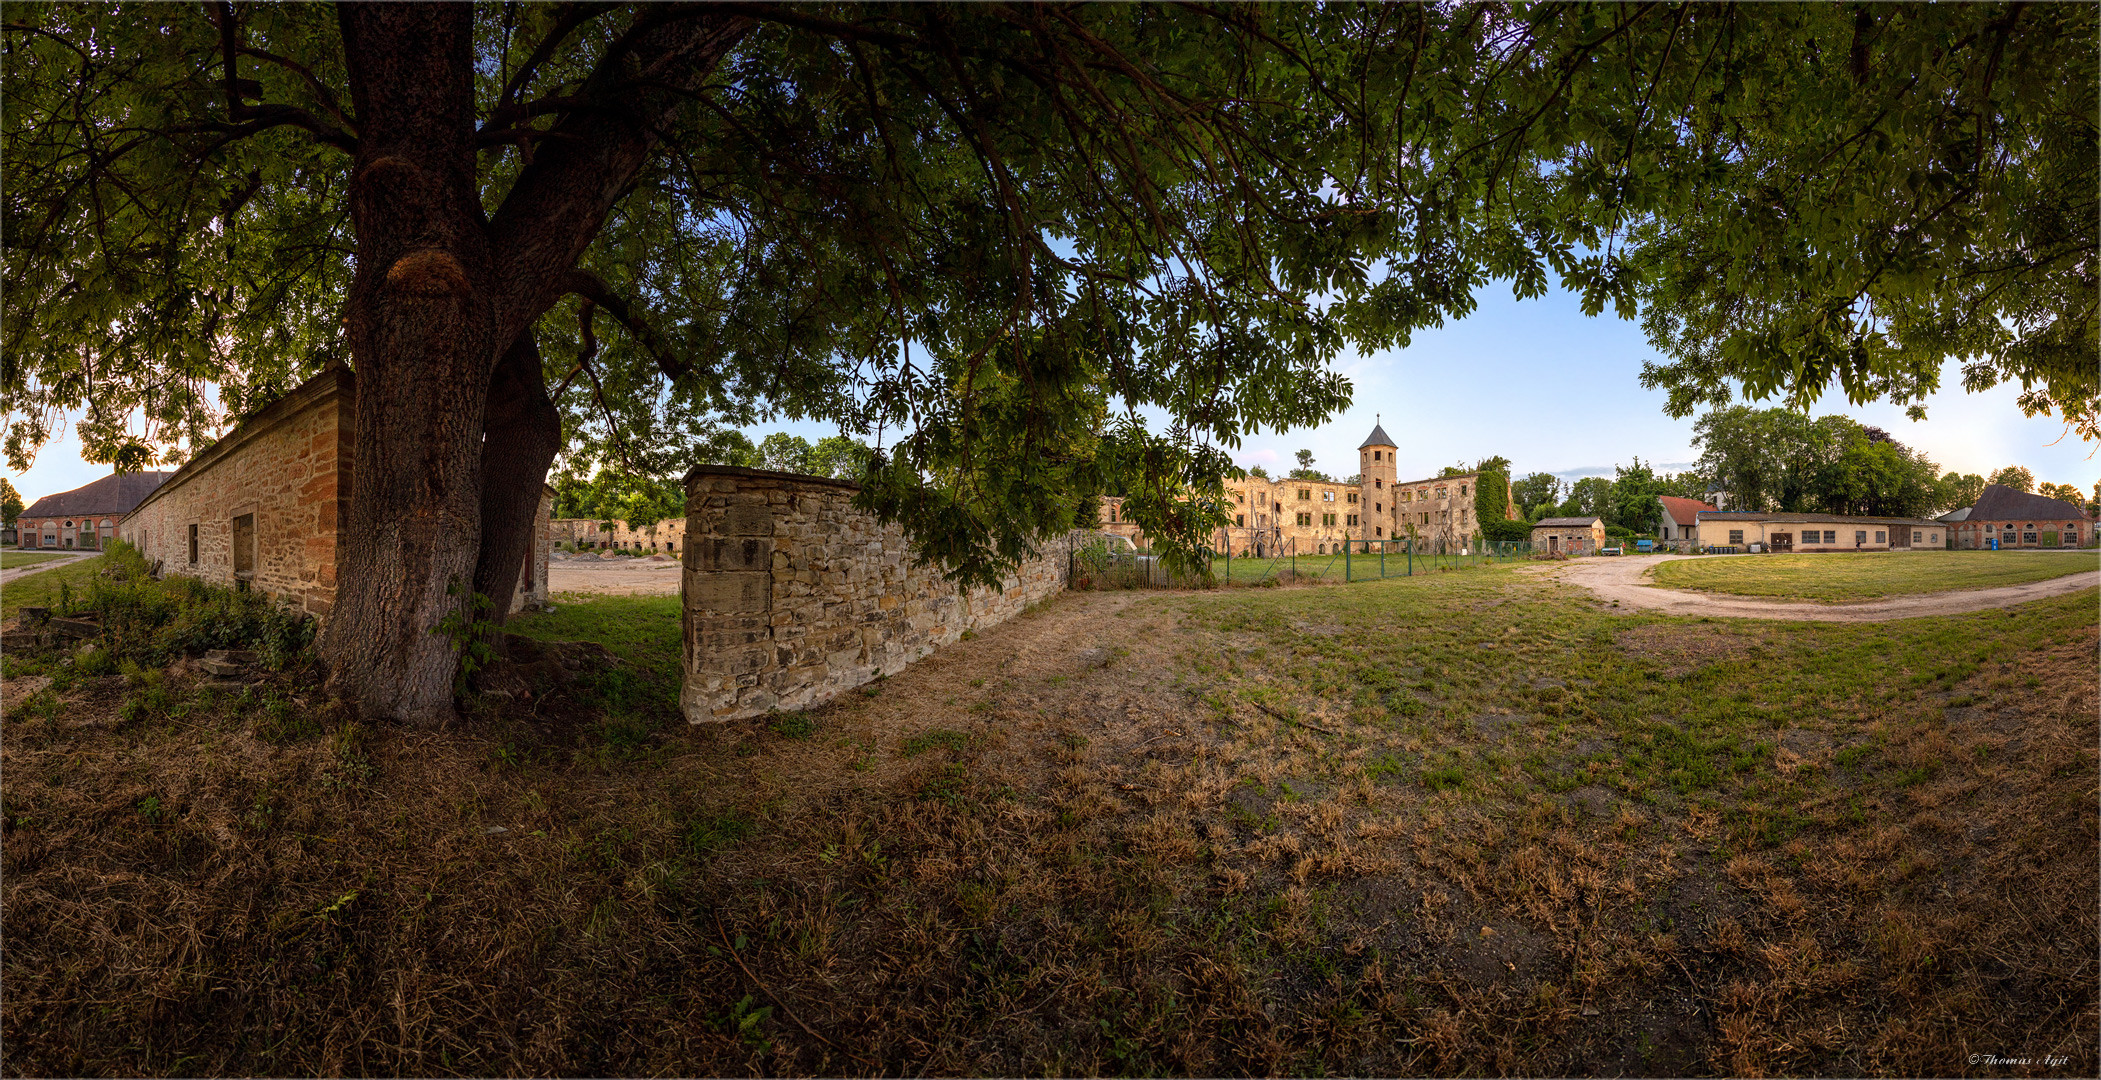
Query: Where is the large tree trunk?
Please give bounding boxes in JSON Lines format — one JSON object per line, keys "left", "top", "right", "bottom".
{"left": 316, "top": 5, "right": 756, "bottom": 723}
{"left": 322, "top": 5, "right": 498, "bottom": 724}
{"left": 474, "top": 332, "right": 562, "bottom": 629}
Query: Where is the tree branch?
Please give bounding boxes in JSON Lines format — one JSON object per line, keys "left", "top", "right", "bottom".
{"left": 558, "top": 270, "right": 690, "bottom": 383}
{"left": 207, "top": 3, "right": 358, "bottom": 152}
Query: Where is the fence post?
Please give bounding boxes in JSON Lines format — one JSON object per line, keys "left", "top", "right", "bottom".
{"left": 1344, "top": 531, "right": 1351, "bottom": 582}
{"left": 1380, "top": 540, "right": 1385, "bottom": 579}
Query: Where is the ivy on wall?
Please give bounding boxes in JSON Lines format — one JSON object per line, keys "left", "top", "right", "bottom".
{"left": 1474, "top": 466, "right": 1512, "bottom": 530}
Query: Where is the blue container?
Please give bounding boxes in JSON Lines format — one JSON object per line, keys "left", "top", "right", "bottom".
{"left": 1989, "top": 537, "right": 1999, "bottom": 551}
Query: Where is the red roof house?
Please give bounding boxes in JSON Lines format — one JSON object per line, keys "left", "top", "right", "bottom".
{"left": 1658, "top": 494, "right": 1717, "bottom": 541}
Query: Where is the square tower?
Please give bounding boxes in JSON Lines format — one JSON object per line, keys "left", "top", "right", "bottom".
{"left": 1357, "top": 420, "right": 1398, "bottom": 540}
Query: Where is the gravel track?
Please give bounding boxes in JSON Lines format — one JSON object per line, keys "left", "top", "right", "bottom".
{"left": 1550, "top": 552, "right": 2099, "bottom": 622}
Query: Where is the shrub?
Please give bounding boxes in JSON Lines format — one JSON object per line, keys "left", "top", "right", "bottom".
{"left": 1605, "top": 525, "right": 1637, "bottom": 540}
{"left": 76, "top": 541, "right": 317, "bottom": 668}
{"left": 1481, "top": 518, "right": 1531, "bottom": 543}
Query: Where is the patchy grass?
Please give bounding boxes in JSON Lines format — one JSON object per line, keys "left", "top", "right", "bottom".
{"left": 0, "top": 553, "right": 107, "bottom": 617}
{"left": 1651, "top": 549, "right": 2096, "bottom": 602}
{"left": 507, "top": 592, "right": 682, "bottom": 685}
{"left": 1, "top": 551, "right": 71, "bottom": 569}
{"left": 3, "top": 566, "right": 2093, "bottom": 1076}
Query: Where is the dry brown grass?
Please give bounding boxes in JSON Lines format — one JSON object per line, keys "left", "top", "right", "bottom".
{"left": 3, "top": 573, "right": 2095, "bottom": 1076}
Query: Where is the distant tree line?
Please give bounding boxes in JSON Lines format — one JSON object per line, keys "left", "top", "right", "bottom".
{"left": 553, "top": 432, "right": 869, "bottom": 529}
{"left": 1691, "top": 407, "right": 2090, "bottom": 521}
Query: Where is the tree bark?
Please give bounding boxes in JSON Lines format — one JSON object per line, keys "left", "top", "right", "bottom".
{"left": 474, "top": 331, "right": 562, "bottom": 631}
{"left": 322, "top": 5, "right": 498, "bottom": 724}
{"left": 317, "top": 5, "right": 756, "bottom": 723}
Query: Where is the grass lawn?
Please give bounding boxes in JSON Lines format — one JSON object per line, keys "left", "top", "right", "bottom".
{"left": 1651, "top": 549, "right": 2098, "bottom": 602}
{"left": 1, "top": 551, "right": 70, "bottom": 570}
{"left": 3, "top": 564, "right": 2094, "bottom": 1075}
{"left": 0, "top": 553, "right": 106, "bottom": 617}
{"left": 508, "top": 591, "right": 683, "bottom": 685}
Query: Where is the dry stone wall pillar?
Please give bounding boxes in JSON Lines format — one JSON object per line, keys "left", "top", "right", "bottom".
{"left": 681, "top": 465, "right": 1084, "bottom": 723}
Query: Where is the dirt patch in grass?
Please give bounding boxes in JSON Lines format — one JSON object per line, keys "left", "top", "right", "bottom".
{"left": 4, "top": 572, "right": 2095, "bottom": 1076}
{"left": 1614, "top": 622, "right": 1765, "bottom": 676}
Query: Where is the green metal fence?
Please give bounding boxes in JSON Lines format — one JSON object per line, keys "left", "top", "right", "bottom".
{"left": 1069, "top": 533, "right": 1539, "bottom": 591}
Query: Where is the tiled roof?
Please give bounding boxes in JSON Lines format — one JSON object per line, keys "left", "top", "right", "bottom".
{"left": 1938, "top": 507, "right": 1972, "bottom": 522}
{"left": 1358, "top": 423, "right": 1396, "bottom": 449}
{"left": 20, "top": 472, "right": 174, "bottom": 519}
{"left": 1968, "top": 484, "right": 2088, "bottom": 522}
{"left": 1533, "top": 516, "right": 1601, "bottom": 528}
{"left": 1696, "top": 510, "right": 1940, "bottom": 526}
{"left": 1658, "top": 494, "right": 1716, "bottom": 526}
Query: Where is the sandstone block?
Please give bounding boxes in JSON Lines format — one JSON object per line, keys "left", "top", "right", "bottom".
{"left": 688, "top": 570, "right": 770, "bottom": 614}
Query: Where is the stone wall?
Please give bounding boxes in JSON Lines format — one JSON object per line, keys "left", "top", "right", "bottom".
{"left": 122, "top": 368, "right": 551, "bottom": 618}
{"left": 682, "top": 465, "right": 1085, "bottom": 723}
{"left": 122, "top": 369, "right": 353, "bottom": 617}
{"left": 550, "top": 515, "right": 685, "bottom": 551}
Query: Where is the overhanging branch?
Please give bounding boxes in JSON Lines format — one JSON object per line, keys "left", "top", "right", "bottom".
{"left": 559, "top": 270, "right": 690, "bottom": 383}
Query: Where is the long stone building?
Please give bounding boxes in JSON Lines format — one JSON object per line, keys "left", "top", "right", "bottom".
{"left": 16, "top": 471, "right": 173, "bottom": 550}
{"left": 121, "top": 368, "right": 552, "bottom": 617}
{"left": 1099, "top": 423, "right": 1514, "bottom": 556}
{"left": 549, "top": 515, "right": 685, "bottom": 552}
{"left": 1943, "top": 484, "right": 2088, "bottom": 550}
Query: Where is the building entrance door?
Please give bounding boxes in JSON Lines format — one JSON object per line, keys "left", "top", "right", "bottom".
{"left": 1548, "top": 535, "right": 1559, "bottom": 553}
{"left": 1769, "top": 532, "right": 1792, "bottom": 552}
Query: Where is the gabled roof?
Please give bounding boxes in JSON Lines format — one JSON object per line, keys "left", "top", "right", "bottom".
{"left": 1658, "top": 494, "right": 1716, "bottom": 527}
{"left": 1533, "top": 516, "right": 1602, "bottom": 528}
{"left": 1358, "top": 423, "right": 1395, "bottom": 449}
{"left": 1938, "top": 506, "right": 1972, "bottom": 522}
{"left": 21, "top": 472, "right": 174, "bottom": 519}
{"left": 1968, "top": 483, "right": 2088, "bottom": 523}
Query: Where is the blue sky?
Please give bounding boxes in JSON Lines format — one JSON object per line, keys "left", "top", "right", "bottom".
{"left": 7, "top": 281, "right": 2095, "bottom": 507}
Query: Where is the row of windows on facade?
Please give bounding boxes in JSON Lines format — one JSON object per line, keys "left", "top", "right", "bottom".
{"left": 569, "top": 538, "right": 680, "bottom": 550}
{"left": 21, "top": 518, "right": 116, "bottom": 547}
{"left": 1722, "top": 528, "right": 1953, "bottom": 545}
{"left": 1959, "top": 522, "right": 2082, "bottom": 544}
{"left": 1234, "top": 482, "right": 1468, "bottom": 504}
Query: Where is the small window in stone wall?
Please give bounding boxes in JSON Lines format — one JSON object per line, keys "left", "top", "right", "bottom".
{"left": 188, "top": 524, "right": 199, "bottom": 564}
{"left": 232, "top": 513, "right": 256, "bottom": 584}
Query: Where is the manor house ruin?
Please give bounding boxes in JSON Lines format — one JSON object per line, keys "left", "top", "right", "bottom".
{"left": 1098, "top": 423, "right": 1515, "bottom": 555}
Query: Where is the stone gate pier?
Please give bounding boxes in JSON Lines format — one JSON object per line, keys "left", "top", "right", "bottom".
{"left": 680, "top": 465, "right": 1087, "bottom": 723}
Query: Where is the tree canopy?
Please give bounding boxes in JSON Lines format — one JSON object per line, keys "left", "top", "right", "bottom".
{"left": 9, "top": 4, "right": 2090, "bottom": 562}
{"left": 1692, "top": 405, "right": 1948, "bottom": 519}
{"left": 4, "top": 2, "right": 2092, "bottom": 719}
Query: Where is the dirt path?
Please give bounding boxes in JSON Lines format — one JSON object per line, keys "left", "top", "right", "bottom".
{"left": 1551, "top": 552, "right": 2099, "bottom": 621}
{"left": 0, "top": 551, "right": 97, "bottom": 589}
{"left": 546, "top": 555, "right": 681, "bottom": 596}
